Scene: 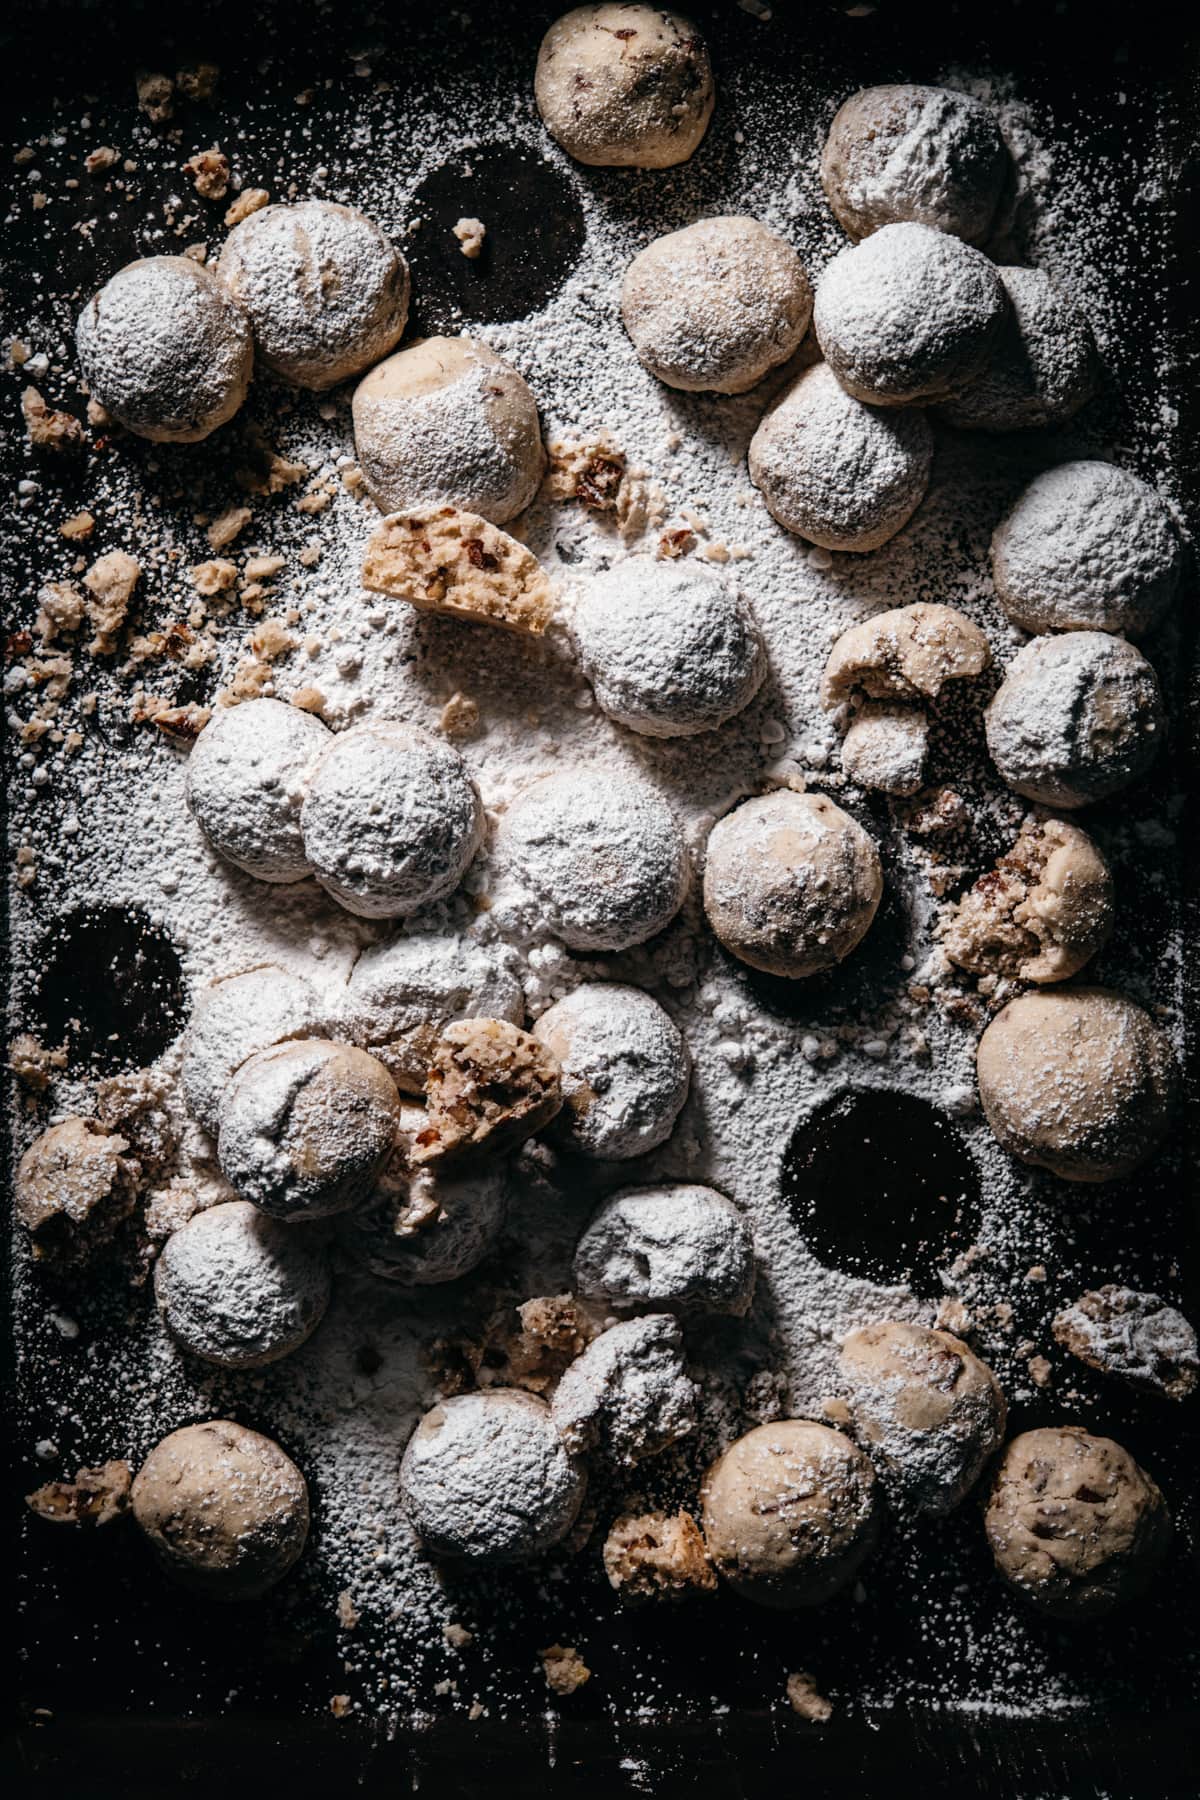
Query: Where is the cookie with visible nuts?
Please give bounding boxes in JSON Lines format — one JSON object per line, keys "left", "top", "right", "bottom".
{"left": 361, "top": 505, "right": 555, "bottom": 635}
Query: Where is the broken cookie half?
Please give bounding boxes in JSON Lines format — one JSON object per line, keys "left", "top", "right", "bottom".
{"left": 361, "top": 505, "right": 556, "bottom": 636}
{"left": 940, "top": 815, "right": 1113, "bottom": 985}
{"left": 413, "top": 1017, "right": 563, "bottom": 1166}
{"left": 821, "top": 602, "right": 991, "bottom": 796}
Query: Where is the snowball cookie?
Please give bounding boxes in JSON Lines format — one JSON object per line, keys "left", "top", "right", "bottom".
{"left": 574, "top": 1183, "right": 755, "bottom": 1316}
{"left": 820, "top": 85, "right": 1009, "bottom": 247}
{"left": 984, "top": 1427, "right": 1171, "bottom": 1620}
{"left": 940, "top": 268, "right": 1099, "bottom": 432}
{"left": 985, "top": 633, "right": 1164, "bottom": 809}
{"left": 533, "top": 983, "right": 690, "bottom": 1160}
{"left": 820, "top": 602, "right": 990, "bottom": 712}
{"left": 571, "top": 558, "right": 766, "bottom": 738}
{"left": 352, "top": 336, "right": 545, "bottom": 524}
{"left": 155, "top": 1200, "right": 331, "bottom": 1367}
{"left": 500, "top": 770, "right": 689, "bottom": 951}
{"left": 621, "top": 217, "right": 812, "bottom": 395}
{"left": 217, "top": 1039, "right": 401, "bottom": 1220}
{"left": 76, "top": 255, "right": 253, "bottom": 442}
{"left": 814, "top": 223, "right": 1008, "bottom": 407}
{"left": 703, "top": 791, "right": 883, "bottom": 980}
{"left": 551, "top": 1313, "right": 697, "bottom": 1464}
{"left": 701, "top": 1421, "right": 879, "bottom": 1608}
{"left": 132, "top": 1421, "right": 309, "bottom": 1600}
{"left": 838, "top": 1322, "right": 1006, "bottom": 1517}
{"left": 748, "top": 361, "right": 933, "bottom": 552}
{"left": 941, "top": 816, "right": 1114, "bottom": 985}
{"left": 400, "top": 1388, "right": 585, "bottom": 1562}
{"left": 976, "top": 987, "right": 1179, "bottom": 1183}
{"left": 300, "top": 722, "right": 484, "bottom": 919}
{"left": 990, "top": 461, "right": 1182, "bottom": 638}
{"left": 182, "top": 963, "right": 325, "bottom": 1138}
{"left": 338, "top": 1139, "right": 508, "bottom": 1285}
{"left": 186, "top": 698, "right": 331, "bottom": 884}
{"left": 535, "top": 6, "right": 714, "bottom": 171}
{"left": 217, "top": 200, "right": 409, "bottom": 390}
{"left": 339, "top": 931, "right": 524, "bottom": 1093}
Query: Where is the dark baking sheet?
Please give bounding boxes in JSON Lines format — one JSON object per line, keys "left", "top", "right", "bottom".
{"left": 3, "top": 2, "right": 1198, "bottom": 1793}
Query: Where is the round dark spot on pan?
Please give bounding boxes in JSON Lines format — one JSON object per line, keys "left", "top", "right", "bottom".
{"left": 405, "top": 143, "right": 585, "bottom": 332}
{"left": 780, "top": 1089, "right": 980, "bottom": 1296}
{"left": 29, "top": 905, "right": 187, "bottom": 1074}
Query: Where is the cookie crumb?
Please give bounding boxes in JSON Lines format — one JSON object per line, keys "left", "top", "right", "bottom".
{"left": 444, "top": 1622, "right": 473, "bottom": 1650}
{"left": 539, "top": 1644, "right": 590, "bottom": 1696}
{"left": 182, "top": 147, "right": 230, "bottom": 200}
{"left": 83, "top": 550, "right": 141, "bottom": 654}
{"left": 207, "top": 506, "right": 252, "bottom": 552}
{"left": 453, "top": 215, "right": 486, "bottom": 258}
{"left": 786, "top": 1670, "right": 832, "bottom": 1723}
{"left": 22, "top": 387, "right": 84, "bottom": 453}
{"left": 26, "top": 1460, "right": 132, "bottom": 1527}
{"left": 225, "top": 187, "right": 270, "bottom": 226}
{"left": 438, "top": 691, "right": 480, "bottom": 740}
{"left": 602, "top": 1510, "right": 717, "bottom": 1604}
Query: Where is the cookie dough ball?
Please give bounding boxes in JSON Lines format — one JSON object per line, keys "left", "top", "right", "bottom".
{"left": 535, "top": 6, "right": 714, "bottom": 171}
{"left": 352, "top": 336, "right": 545, "bottom": 524}
{"left": 838, "top": 1322, "right": 1006, "bottom": 1516}
{"left": 621, "top": 217, "right": 811, "bottom": 395}
{"left": 16, "top": 1116, "right": 140, "bottom": 1274}
{"left": 132, "top": 1421, "right": 309, "bottom": 1600}
{"left": 984, "top": 1427, "right": 1171, "bottom": 1619}
{"left": 338, "top": 931, "right": 524, "bottom": 1093}
{"left": 985, "top": 633, "right": 1165, "bottom": 808}
{"left": 186, "top": 698, "right": 332, "bottom": 884}
{"left": 76, "top": 255, "right": 253, "bottom": 442}
{"left": 571, "top": 559, "right": 766, "bottom": 738}
{"left": 701, "top": 1421, "right": 879, "bottom": 1608}
{"left": 574, "top": 1183, "right": 754, "bottom": 1316}
{"left": 400, "top": 1389, "right": 586, "bottom": 1562}
{"left": 534, "top": 983, "right": 690, "bottom": 1160}
{"left": 821, "top": 84, "right": 1009, "bottom": 246}
{"left": 301, "top": 722, "right": 484, "bottom": 919}
{"left": 338, "top": 1136, "right": 508, "bottom": 1285}
{"left": 976, "top": 987, "right": 1179, "bottom": 1182}
{"left": 182, "top": 964, "right": 326, "bottom": 1138}
{"left": 941, "top": 817, "right": 1114, "bottom": 985}
{"left": 990, "top": 461, "right": 1182, "bottom": 638}
{"left": 814, "top": 222, "right": 1008, "bottom": 407}
{"left": 500, "top": 770, "right": 689, "bottom": 951}
{"left": 703, "top": 791, "right": 882, "bottom": 980}
{"left": 154, "top": 1200, "right": 331, "bottom": 1367}
{"left": 940, "top": 268, "right": 1099, "bottom": 432}
{"left": 749, "top": 361, "right": 933, "bottom": 552}
{"left": 551, "top": 1313, "right": 697, "bottom": 1463}
{"left": 217, "top": 1039, "right": 401, "bottom": 1220}
{"left": 217, "top": 200, "right": 409, "bottom": 390}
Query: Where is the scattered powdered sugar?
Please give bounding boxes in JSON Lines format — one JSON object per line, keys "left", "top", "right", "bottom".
{"left": 5, "top": 19, "right": 1193, "bottom": 1737}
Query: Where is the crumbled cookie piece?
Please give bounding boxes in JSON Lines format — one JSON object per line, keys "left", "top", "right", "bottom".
{"left": 224, "top": 187, "right": 269, "bottom": 227}
{"left": 26, "top": 1460, "right": 132, "bottom": 1527}
{"left": 329, "top": 1695, "right": 352, "bottom": 1720}
{"left": 362, "top": 507, "right": 556, "bottom": 636}
{"left": 35, "top": 581, "right": 85, "bottom": 643}
{"left": 940, "top": 817, "right": 1114, "bottom": 986}
{"left": 453, "top": 216, "right": 486, "bottom": 258}
{"left": 83, "top": 550, "right": 141, "bottom": 654}
{"left": 22, "top": 386, "right": 84, "bottom": 453}
{"left": 539, "top": 1644, "right": 591, "bottom": 1696}
{"left": 93, "top": 1067, "right": 178, "bottom": 1180}
{"left": 602, "top": 1510, "right": 717, "bottom": 1604}
{"left": 444, "top": 1622, "right": 473, "bottom": 1650}
{"left": 148, "top": 700, "right": 213, "bottom": 742}
{"left": 136, "top": 70, "right": 175, "bottom": 122}
{"left": 7, "top": 1033, "right": 68, "bottom": 1093}
{"left": 176, "top": 62, "right": 220, "bottom": 102}
{"left": 143, "top": 1177, "right": 201, "bottom": 1242}
{"left": 820, "top": 603, "right": 991, "bottom": 711}
{"left": 547, "top": 435, "right": 626, "bottom": 513}
{"left": 438, "top": 691, "right": 480, "bottom": 740}
{"left": 191, "top": 558, "right": 238, "bottom": 596}
{"left": 183, "top": 147, "right": 230, "bottom": 200}
{"left": 84, "top": 146, "right": 119, "bottom": 176}
{"left": 414, "top": 1018, "right": 562, "bottom": 1165}
{"left": 336, "top": 1590, "right": 360, "bottom": 1630}
{"left": 15, "top": 1116, "right": 141, "bottom": 1274}
{"left": 1053, "top": 1287, "right": 1198, "bottom": 1402}
{"left": 60, "top": 511, "right": 95, "bottom": 541}
{"left": 207, "top": 506, "right": 252, "bottom": 552}
{"left": 249, "top": 617, "right": 296, "bottom": 662}
{"left": 786, "top": 1671, "right": 833, "bottom": 1723}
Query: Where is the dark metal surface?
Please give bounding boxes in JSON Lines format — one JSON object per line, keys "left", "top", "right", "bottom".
{"left": 3, "top": 2, "right": 1199, "bottom": 1793}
